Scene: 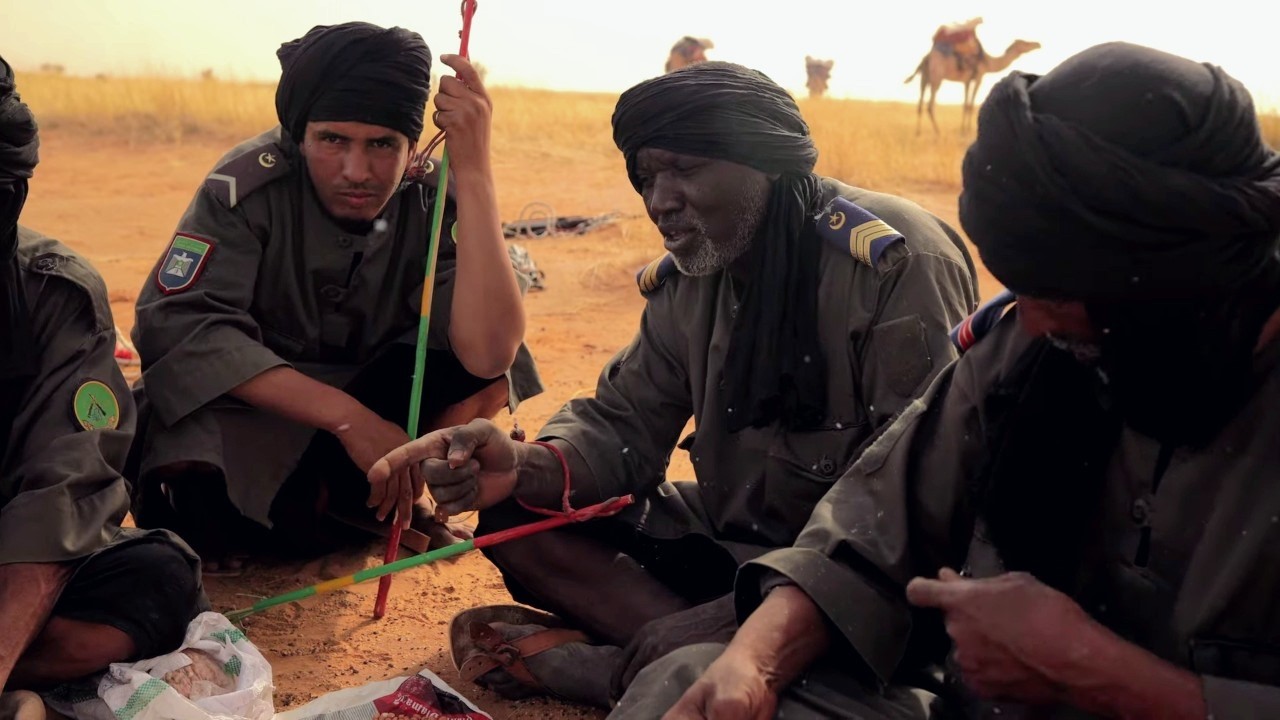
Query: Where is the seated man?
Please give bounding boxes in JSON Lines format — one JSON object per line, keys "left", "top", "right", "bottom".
{"left": 373, "top": 61, "right": 979, "bottom": 707}
{"left": 616, "top": 42, "right": 1280, "bottom": 719}
{"left": 0, "top": 58, "right": 205, "bottom": 719}
{"left": 128, "top": 22, "right": 542, "bottom": 569}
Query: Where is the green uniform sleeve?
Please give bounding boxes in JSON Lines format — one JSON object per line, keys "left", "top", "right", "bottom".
{"left": 0, "top": 277, "right": 134, "bottom": 565}
{"left": 537, "top": 287, "right": 693, "bottom": 505}
{"left": 133, "top": 187, "right": 287, "bottom": 426}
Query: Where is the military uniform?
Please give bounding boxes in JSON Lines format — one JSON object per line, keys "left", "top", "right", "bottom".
{"left": 617, "top": 295, "right": 1280, "bottom": 718}
{"left": 483, "top": 179, "right": 978, "bottom": 600}
{"left": 130, "top": 127, "right": 543, "bottom": 534}
{"left": 2, "top": 228, "right": 205, "bottom": 659}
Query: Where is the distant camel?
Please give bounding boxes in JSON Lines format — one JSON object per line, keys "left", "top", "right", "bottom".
{"left": 665, "top": 36, "right": 714, "bottom": 73}
{"left": 906, "top": 38, "right": 1042, "bottom": 134}
{"left": 805, "top": 56, "right": 834, "bottom": 98}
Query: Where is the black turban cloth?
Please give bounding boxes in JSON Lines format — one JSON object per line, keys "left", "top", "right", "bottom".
{"left": 960, "top": 41, "right": 1280, "bottom": 304}
{"left": 961, "top": 41, "right": 1280, "bottom": 446}
{"left": 613, "top": 61, "right": 827, "bottom": 433}
{"left": 276, "top": 22, "right": 432, "bottom": 145}
{"left": 0, "top": 55, "right": 39, "bottom": 456}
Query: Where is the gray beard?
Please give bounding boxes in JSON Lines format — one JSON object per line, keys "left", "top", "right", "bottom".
{"left": 670, "top": 184, "right": 769, "bottom": 276}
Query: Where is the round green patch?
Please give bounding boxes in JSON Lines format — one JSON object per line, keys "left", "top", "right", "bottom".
{"left": 73, "top": 380, "right": 120, "bottom": 431}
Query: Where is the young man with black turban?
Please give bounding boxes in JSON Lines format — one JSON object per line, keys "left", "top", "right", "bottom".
{"left": 372, "top": 61, "right": 979, "bottom": 706}
{"left": 0, "top": 57, "right": 205, "bottom": 720}
{"left": 611, "top": 42, "right": 1280, "bottom": 720}
{"left": 129, "top": 22, "right": 543, "bottom": 570}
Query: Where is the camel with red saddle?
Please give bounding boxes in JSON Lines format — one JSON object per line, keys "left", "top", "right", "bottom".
{"left": 906, "top": 18, "right": 1041, "bottom": 134}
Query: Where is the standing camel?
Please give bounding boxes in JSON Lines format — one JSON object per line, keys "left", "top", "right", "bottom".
{"left": 905, "top": 39, "right": 1042, "bottom": 134}
{"left": 805, "top": 56, "right": 834, "bottom": 98}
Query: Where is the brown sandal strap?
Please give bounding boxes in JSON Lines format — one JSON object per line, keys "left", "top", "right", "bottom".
{"left": 458, "top": 622, "right": 590, "bottom": 690}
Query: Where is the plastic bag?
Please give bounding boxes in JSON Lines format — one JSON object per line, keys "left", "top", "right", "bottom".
{"left": 44, "top": 611, "right": 274, "bottom": 720}
{"left": 275, "top": 669, "right": 491, "bottom": 720}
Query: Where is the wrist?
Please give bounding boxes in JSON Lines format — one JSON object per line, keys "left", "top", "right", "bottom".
{"left": 731, "top": 586, "right": 828, "bottom": 692}
{"left": 513, "top": 441, "right": 566, "bottom": 508}
{"left": 450, "top": 158, "right": 494, "bottom": 185}
{"left": 325, "top": 395, "right": 375, "bottom": 436}
{"left": 1063, "top": 621, "right": 1205, "bottom": 720}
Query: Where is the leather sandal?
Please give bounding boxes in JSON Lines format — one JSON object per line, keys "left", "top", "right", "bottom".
{"left": 449, "top": 605, "right": 590, "bottom": 698}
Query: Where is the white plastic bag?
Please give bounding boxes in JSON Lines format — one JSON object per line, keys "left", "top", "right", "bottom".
{"left": 45, "top": 611, "right": 274, "bottom": 720}
{"left": 274, "top": 668, "right": 491, "bottom": 720}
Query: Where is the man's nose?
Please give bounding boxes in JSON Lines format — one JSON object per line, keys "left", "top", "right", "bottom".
{"left": 342, "top": 147, "right": 373, "bottom": 185}
{"left": 647, "top": 175, "right": 682, "bottom": 218}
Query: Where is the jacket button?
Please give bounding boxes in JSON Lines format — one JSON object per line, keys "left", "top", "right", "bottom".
{"left": 1130, "top": 497, "right": 1152, "bottom": 526}
{"left": 337, "top": 236, "right": 353, "bottom": 249}
{"left": 819, "top": 455, "right": 837, "bottom": 476}
{"left": 320, "top": 285, "right": 346, "bottom": 302}
{"left": 33, "top": 255, "right": 62, "bottom": 272}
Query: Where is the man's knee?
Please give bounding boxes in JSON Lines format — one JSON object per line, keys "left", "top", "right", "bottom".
{"left": 430, "top": 378, "right": 509, "bottom": 429}
{"left": 483, "top": 527, "right": 580, "bottom": 581}
{"left": 35, "top": 618, "right": 136, "bottom": 673}
{"left": 56, "top": 541, "right": 205, "bottom": 660}
{"left": 641, "top": 643, "right": 725, "bottom": 684}
{"left": 612, "top": 643, "right": 727, "bottom": 716}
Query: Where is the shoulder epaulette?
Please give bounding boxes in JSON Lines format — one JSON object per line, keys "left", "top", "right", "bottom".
{"left": 204, "top": 142, "right": 291, "bottom": 209}
{"left": 18, "top": 231, "right": 112, "bottom": 332}
{"left": 636, "top": 253, "right": 678, "bottom": 296}
{"left": 816, "top": 196, "right": 905, "bottom": 267}
{"left": 950, "top": 289, "right": 1016, "bottom": 352}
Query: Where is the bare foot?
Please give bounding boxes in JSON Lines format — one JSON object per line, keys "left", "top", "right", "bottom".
{"left": 0, "top": 692, "right": 46, "bottom": 720}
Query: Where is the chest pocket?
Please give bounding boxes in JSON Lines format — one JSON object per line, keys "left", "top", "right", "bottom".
{"left": 763, "top": 424, "right": 867, "bottom": 542}
{"left": 1190, "top": 638, "right": 1280, "bottom": 686}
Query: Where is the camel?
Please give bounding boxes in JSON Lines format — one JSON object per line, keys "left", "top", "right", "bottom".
{"left": 665, "top": 36, "right": 714, "bottom": 73}
{"left": 805, "top": 56, "right": 834, "bottom": 99}
{"left": 905, "top": 38, "right": 1042, "bottom": 134}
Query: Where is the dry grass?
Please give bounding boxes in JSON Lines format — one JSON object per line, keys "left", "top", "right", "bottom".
{"left": 16, "top": 72, "right": 1280, "bottom": 189}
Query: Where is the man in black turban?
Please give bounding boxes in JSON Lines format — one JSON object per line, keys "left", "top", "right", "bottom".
{"left": 0, "top": 57, "right": 206, "bottom": 718}
{"left": 370, "top": 60, "right": 978, "bottom": 707}
{"left": 128, "top": 21, "right": 543, "bottom": 572}
{"left": 608, "top": 42, "right": 1280, "bottom": 720}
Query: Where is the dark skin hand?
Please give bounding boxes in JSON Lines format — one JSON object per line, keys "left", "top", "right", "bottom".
{"left": 907, "top": 568, "right": 1206, "bottom": 719}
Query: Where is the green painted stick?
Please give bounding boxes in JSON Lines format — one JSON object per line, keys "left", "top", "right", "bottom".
{"left": 227, "top": 495, "right": 634, "bottom": 624}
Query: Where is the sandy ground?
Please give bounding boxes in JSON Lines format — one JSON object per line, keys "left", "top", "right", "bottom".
{"left": 20, "top": 128, "right": 1000, "bottom": 719}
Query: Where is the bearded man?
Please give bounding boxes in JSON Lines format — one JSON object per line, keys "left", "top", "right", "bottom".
{"left": 373, "top": 60, "right": 979, "bottom": 708}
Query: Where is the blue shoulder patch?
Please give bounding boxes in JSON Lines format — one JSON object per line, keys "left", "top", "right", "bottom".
{"left": 636, "top": 253, "right": 678, "bottom": 296}
{"left": 950, "top": 289, "right": 1017, "bottom": 352}
{"left": 816, "top": 196, "right": 905, "bottom": 267}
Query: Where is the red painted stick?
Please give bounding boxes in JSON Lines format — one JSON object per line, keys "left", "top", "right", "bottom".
{"left": 374, "top": 0, "right": 481, "bottom": 620}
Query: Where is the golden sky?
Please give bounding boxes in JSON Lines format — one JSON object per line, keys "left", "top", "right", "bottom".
{"left": 2, "top": 0, "right": 1277, "bottom": 111}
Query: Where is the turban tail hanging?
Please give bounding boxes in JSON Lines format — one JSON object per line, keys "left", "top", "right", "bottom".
{"left": 612, "top": 62, "right": 828, "bottom": 432}
{"left": 0, "top": 54, "right": 41, "bottom": 452}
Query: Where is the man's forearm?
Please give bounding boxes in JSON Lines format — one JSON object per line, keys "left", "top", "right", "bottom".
{"left": 0, "top": 563, "right": 72, "bottom": 689}
{"left": 448, "top": 165, "right": 525, "bottom": 378}
{"left": 1062, "top": 621, "right": 1205, "bottom": 720}
{"left": 725, "top": 585, "right": 830, "bottom": 692}
{"left": 230, "top": 366, "right": 368, "bottom": 433}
